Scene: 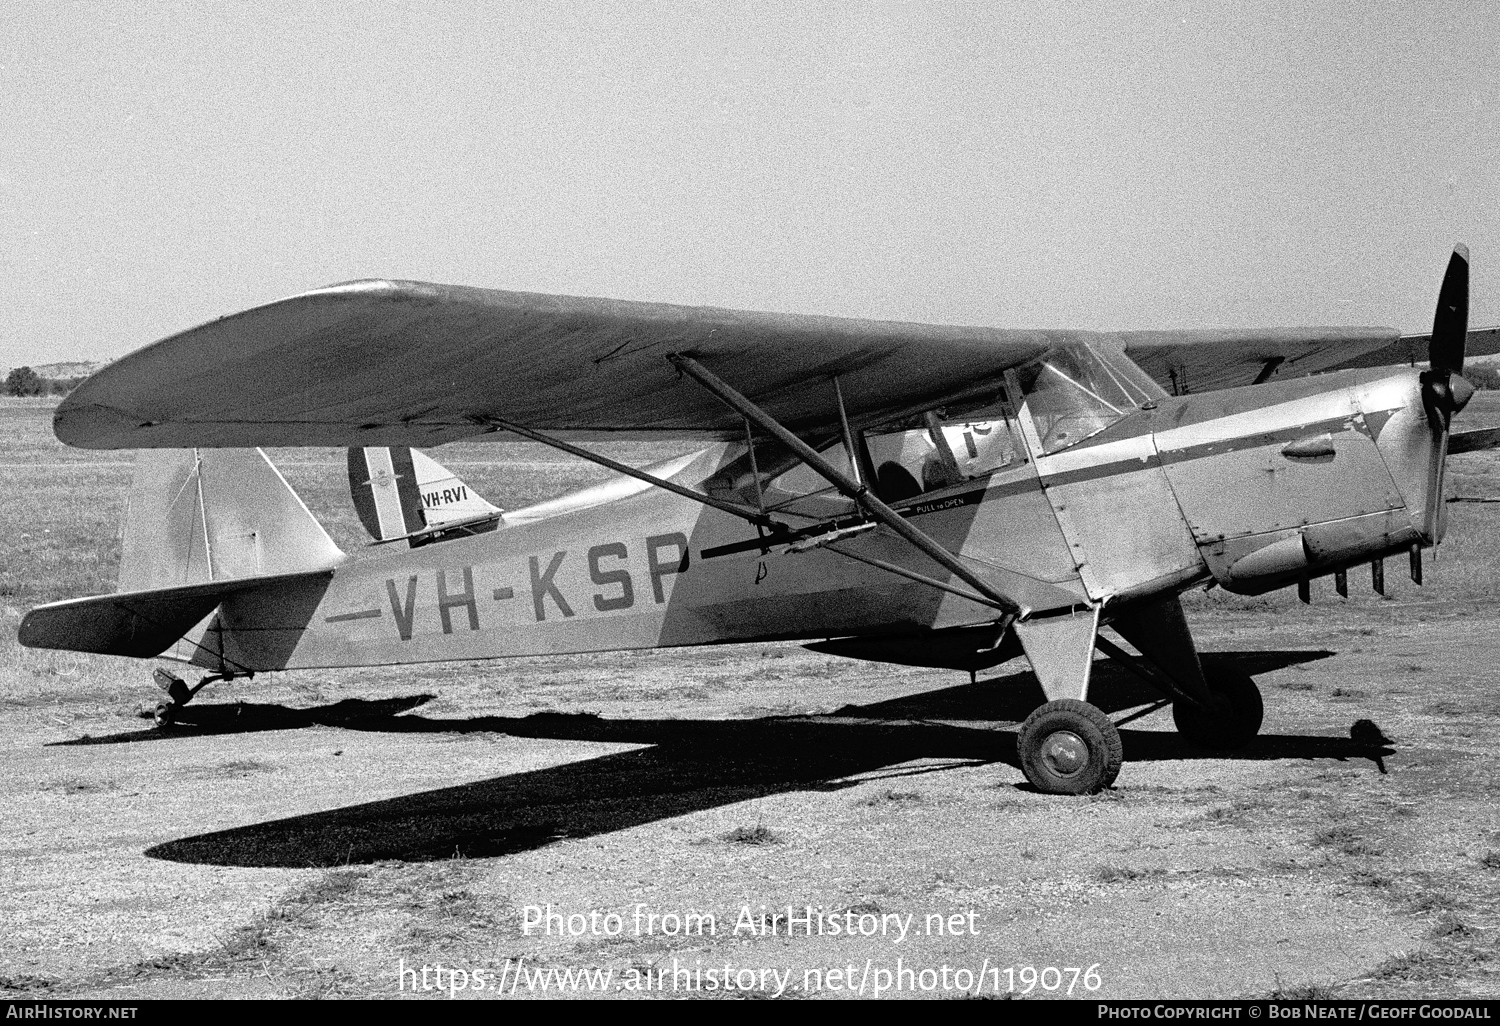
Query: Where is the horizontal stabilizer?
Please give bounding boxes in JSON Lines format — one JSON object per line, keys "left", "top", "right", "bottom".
{"left": 18, "top": 572, "right": 330, "bottom": 658}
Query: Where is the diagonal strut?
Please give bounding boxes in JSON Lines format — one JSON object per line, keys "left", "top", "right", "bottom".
{"left": 474, "top": 415, "right": 781, "bottom": 529}
{"left": 667, "top": 354, "right": 1025, "bottom": 617}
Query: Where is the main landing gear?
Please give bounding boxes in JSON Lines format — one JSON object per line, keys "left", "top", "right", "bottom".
{"left": 1171, "top": 665, "right": 1264, "bottom": 750}
{"left": 1008, "top": 596, "right": 1265, "bottom": 794}
{"left": 1013, "top": 671, "right": 1264, "bottom": 795}
{"left": 1017, "top": 699, "right": 1123, "bottom": 795}
{"left": 151, "top": 668, "right": 238, "bottom": 727}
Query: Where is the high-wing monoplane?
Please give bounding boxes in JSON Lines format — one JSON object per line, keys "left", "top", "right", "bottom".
{"left": 20, "top": 247, "right": 1500, "bottom": 794}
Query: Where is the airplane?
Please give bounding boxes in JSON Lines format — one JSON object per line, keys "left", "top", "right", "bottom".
{"left": 18, "top": 246, "right": 1500, "bottom": 795}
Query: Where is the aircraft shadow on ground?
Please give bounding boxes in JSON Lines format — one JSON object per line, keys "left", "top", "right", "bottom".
{"left": 60, "top": 650, "right": 1333, "bottom": 748}
{"left": 121, "top": 649, "right": 1394, "bottom": 869}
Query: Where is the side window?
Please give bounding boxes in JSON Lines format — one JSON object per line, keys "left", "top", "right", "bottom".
{"left": 703, "top": 437, "right": 857, "bottom": 519}
{"left": 863, "top": 408, "right": 1026, "bottom": 503}
{"left": 930, "top": 416, "right": 1024, "bottom": 478}
{"left": 766, "top": 444, "right": 850, "bottom": 503}
{"left": 700, "top": 378, "right": 1047, "bottom": 516}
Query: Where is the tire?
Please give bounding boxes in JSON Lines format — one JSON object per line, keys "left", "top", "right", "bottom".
{"left": 1172, "top": 665, "right": 1263, "bottom": 749}
{"left": 1017, "top": 699, "right": 1123, "bottom": 795}
{"left": 153, "top": 701, "right": 176, "bottom": 728}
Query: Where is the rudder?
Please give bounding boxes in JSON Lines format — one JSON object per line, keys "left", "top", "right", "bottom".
{"left": 119, "top": 448, "right": 344, "bottom": 591}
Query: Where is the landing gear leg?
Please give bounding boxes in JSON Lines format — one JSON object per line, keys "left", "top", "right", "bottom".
{"left": 1011, "top": 609, "right": 1122, "bottom": 794}
{"left": 151, "top": 668, "right": 236, "bottom": 728}
{"left": 1102, "top": 596, "right": 1264, "bottom": 750}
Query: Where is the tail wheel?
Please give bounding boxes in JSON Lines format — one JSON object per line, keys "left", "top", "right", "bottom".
{"left": 1172, "top": 665, "right": 1263, "bottom": 749}
{"left": 1017, "top": 699, "right": 1123, "bottom": 795}
{"left": 153, "top": 701, "right": 177, "bottom": 728}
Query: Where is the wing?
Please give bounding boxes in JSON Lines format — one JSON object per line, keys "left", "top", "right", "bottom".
{"left": 57, "top": 280, "right": 1066, "bottom": 449}
{"left": 61, "top": 280, "right": 1480, "bottom": 449}
{"left": 1122, "top": 326, "right": 1500, "bottom": 394}
{"left": 1317, "top": 325, "right": 1500, "bottom": 372}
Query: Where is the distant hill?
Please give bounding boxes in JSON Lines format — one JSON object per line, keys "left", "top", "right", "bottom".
{"left": 2, "top": 360, "right": 105, "bottom": 398}
{"left": 0, "top": 361, "right": 104, "bottom": 382}
{"left": 31, "top": 361, "right": 104, "bottom": 379}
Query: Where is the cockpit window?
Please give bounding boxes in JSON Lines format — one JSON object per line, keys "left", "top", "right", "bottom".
{"left": 1014, "top": 340, "right": 1164, "bottom": 454}
{"left": 700, "top": 339, "right": 1164, "bottom": 514}
{"left": 759, "top": 408, "right": 1028, "bottom": 511}
{"left": 864, "top": 413, "right": 1024, "bottom": 497}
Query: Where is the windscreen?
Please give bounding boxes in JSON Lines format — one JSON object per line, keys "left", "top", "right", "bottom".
{"left": 1014, "top": 340, "right": 1165, "bottom": 454}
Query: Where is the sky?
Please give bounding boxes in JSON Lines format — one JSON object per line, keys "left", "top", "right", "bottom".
{"left": 4, "top": 1, "right": 1498, "bottom": 371}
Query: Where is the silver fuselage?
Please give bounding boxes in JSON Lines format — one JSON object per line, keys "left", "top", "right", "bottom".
{"left": 181, "top": 364, "right": 1438, "bottom": 673}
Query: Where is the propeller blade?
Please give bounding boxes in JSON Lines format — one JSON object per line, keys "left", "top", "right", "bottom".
{"left": 1430, "top": 244, "right": 1470, "bottom": 375}
{"left": 1419, "top": 245, "right": 1472, "bottom": 545}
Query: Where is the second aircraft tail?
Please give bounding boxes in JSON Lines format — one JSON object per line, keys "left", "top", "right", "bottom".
{"left": 347, "top": 446, "right": 503, "bottom": 546}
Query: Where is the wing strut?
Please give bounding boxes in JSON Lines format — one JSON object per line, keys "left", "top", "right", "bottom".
{"left": 473, "top": 415, "right": 783, "bottom": 530}
{"left": 818, "top": 541, "right": 1009, "bottom": 611}
{"left": 668, "top": 354, "right": 1026, "bottom": 618}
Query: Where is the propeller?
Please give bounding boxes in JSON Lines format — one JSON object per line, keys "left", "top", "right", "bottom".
{"left": 1421, "top": 244, "right": 1474, "bottom": 427}
{"left": 1419, "top": 244, "right": 1474, "bottom": 544}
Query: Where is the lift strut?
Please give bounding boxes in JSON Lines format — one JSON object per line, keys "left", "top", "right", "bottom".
{"left": 667, "top": 354, "right": 1025, "bottom": 617}
{"left": 474, "top": 415, "right": 781, "bottom": 530}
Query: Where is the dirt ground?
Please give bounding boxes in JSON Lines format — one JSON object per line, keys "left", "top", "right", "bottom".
{"left": 2, "top": 399, "right": 1499, "bottom": 1000}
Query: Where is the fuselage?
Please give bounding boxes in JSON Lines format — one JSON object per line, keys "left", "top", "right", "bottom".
{"left": 189, "top": 359, "right": 1442, "bottom": 674}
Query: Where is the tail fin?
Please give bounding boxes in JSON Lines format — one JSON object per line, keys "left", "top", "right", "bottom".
{"left": 120, "top": 448, "right": 344, "bottom": 590}
{"left": 408, "top": 448, "right": 504, "bottom": 529}
{"left": 21, "top": 448, "right": 343, "bottom": 660}
{"left": 348, "top": 446, "right": 502, "bottom": 546}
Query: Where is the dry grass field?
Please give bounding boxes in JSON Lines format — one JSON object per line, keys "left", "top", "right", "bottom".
{"left": 2, "top": 395, "right": 1499, "bottom": 1000}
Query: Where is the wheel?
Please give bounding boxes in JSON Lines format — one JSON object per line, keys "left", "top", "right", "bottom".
{"left": 1017, "top": 699, "right": 1123, "bottom": 795}
{"left": 1172, "top": 665, "right": 1263, "bottom": 749}
{"left": 153, "top": 701, "right": 177, "bottom": 728}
